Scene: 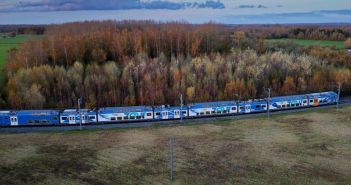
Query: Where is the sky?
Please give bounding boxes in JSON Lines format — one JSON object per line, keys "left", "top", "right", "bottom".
{"left": 0, "top": 0, "right": 350, "bottom": 24}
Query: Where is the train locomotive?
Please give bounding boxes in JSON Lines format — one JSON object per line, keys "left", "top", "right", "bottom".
{"left": 0, "top": 91, "right": 337, "bottom": 127}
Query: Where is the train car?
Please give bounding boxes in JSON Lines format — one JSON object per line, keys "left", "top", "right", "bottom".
{"left": 0, "top": 111, "right": 11, "bottom": 126}
{"left": 98, "top": 106, "right": 153, "bottom": 123}
{"left": 307, "top": 91, "right": 337, "bottom": 106}
{"left": 188, "top": 101, "right": 237, "bottom": 117}
{"left": 9, "top": 110, "right": 60, "bottom": 126}
{"left": 237, "top": 102, "right": 251, "bottom": 114}
{"left": 60, "top": 109, "right": 97, "bottom": 125}
{"left": 154, "top": 106, "right": 188, "bottom": 120}
{"left": 269, "top": 94, "right": 309, "bottom": 111}
{"left": 247, "top": 100, "right": 268, "bottom": 113}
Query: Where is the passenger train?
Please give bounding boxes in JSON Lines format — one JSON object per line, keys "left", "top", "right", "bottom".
{"left": 0, "top": 91, "right": 337, "bottom": 127}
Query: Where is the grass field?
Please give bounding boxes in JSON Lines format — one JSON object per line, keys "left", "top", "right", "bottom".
{"left": 0, "top": 107, "right": 350, "bottom": 185}
{"left": 0, "top": 34, "right": 41, "bottom": 84}
{"left": 267, "top": 38, "right": 346, "bottom": 49}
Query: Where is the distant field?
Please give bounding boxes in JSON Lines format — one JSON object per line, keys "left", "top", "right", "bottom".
{"left": 267, "top": 38, "right": 345, "bottom": 49}
{"left": 0, "top": 106, "right": 350, "bottom": 184}
{"left": 0, "top": 34, "right": 42, "bottom": 84}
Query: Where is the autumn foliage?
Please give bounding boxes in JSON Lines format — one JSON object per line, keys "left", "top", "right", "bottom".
{"left": 2, "top": 21, "right": 351, "bottom": 109}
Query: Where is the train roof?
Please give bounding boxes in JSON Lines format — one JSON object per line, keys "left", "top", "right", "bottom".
{"left": 154, "top": 106, "right": 187, "bottom": 111}
{"left": 189, "top": 101, "right": 236, "bottom": 108}
{"left": 270, "top": 94, "right": 308, "bottom": 102}
{"left": 238, "top": 99, "right": 267, "bottom": 105}
{"left": 62, "top": 109, "right": 95, "bottom": 113}
{"left": 100, "top": 106, "right": 153, "bottom": 113}
{"left": 14, "top": 110, "right": 60, "bottom": 115}
{"left": 307, "top": 91, "right": 337, "bottom": 97}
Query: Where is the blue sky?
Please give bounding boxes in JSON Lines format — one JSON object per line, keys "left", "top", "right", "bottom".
{"left": 0, "top": 0, "right": 351, "bottom": 24}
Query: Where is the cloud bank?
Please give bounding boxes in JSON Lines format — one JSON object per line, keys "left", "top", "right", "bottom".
{"left": 238, "top": 4, "right": 267, "bottom": 9}
{"left": 6, "top": 0, "right": 225, "bottom": 11}
{"left": 225, "top": 9, "right": 351, "bottom": 24}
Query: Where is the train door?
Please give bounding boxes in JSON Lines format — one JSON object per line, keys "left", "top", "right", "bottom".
{"left": 245, "top": 105, "right": 251, "bottom": 113}
{"left": 174, "top": 110, "right": 180, "bottom": 119}
{"left": 69, "top": 115, "right": 75, "bottom": 124}
{"left": 81, "top": 114, "right": 86, "bottom": 124}
{"left": 10, "top": 116, "right": 18, "bottom": 126}
{"left": 162, "top": 111, "right": 168, "bottom": 119}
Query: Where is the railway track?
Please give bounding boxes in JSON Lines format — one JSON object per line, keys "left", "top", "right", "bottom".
{"left": 1, "top": 98, "right": 351, "bottom": 133}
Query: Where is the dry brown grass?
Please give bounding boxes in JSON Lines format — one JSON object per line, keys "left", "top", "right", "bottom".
{"left": 0, "top": 106, "right": 351, "bottom": 184}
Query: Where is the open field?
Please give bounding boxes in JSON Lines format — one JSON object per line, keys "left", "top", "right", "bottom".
{"left": 0, "top": 34, "right": 41, "bottom": 84}
{"left": 267, "top": 39, "right": 345, "bottom": 49}
{"left": 0, "top": 106, "right": 351, "bottom": 184}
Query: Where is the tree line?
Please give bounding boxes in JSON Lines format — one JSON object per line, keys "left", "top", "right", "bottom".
{"left": 5, "top": 51, "right": 351, "bottom": 109}
{"left": 2, "top": 21, "right": 351, "bottom": 109}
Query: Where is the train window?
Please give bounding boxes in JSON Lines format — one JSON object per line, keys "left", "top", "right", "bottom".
{"left": 256, "top": 105, "right": 260, "bottom": 108}
{"left": 287, "top": 104, "right": 290, "bottom": 107}
{"left": 232, "top": 107, "right": 237, "bottom": 111}
{"left": 89, "top": 116, "right": 95, "bottom": 119}
{"left": 61, "top": 117, "right": 67, "bottom": 120}
{"left": 303, "top": 100, "right": 307, "bottom": 104}
{"left": 41, "top": 120, "right": 47, "bottom": 124}
{"left": 224, "top": 110, "right": 228, "bottom": 113}
{"left": 124, "top": 116, "right": 128, "bottom": 120}
{"left": 52, "top": 116, "right": 58, "bottom": 120}
{"left": 35, "top": 120, "right": 40, "bottom": 124}
{"left": 130, "top": 116, "right": 135, "bottom": 119}
{"left": 136, "top": 116, "right": 141, "bottom": 119}
{"left": 309, "top": 99, "right": 313, "bottom": 103}
{"left": 239, "top": 106, "right": 243, "bottom": 110}
{"left": 196, "top": 113, "right": 199, "bottom": 116}
{"left": 162, "top": 112, "right": 167, "bottom": 116}
{"left": 111, "top": 117, "right": 116, "bottom": 121}
{"left": 117, "top": 117, "right": 122, "bottom": 120}
{"left": 211, "top": 111, "right": 215, "bottom": 114}
{"left": 206, "top": 111, "right": 211, "bottom": 115}
{"left": 174, "top": 111, "right": 179, "bottom": 115}
{"left": 200, "top": 112, "right": 205, "bottom": 115}
{"left": 278, "top": 105, "right": 281, "bottom": 108}
{"left": 156, "top": 112, "right": 161, "bottom": 116}
{"left": 28, "top": 120, "right": 33, "bottom": 124}
{"left": 182, "top": 111, "right": 187, "bottom": 114}
{"left": 146, "top": 113, "right": 152, "bottom": 116}
{"left": 282, "top": 105, "right": 286, "bottom": 108}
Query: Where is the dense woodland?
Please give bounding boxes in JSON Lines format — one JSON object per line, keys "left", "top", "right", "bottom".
{"left": 2, "top": 21, "right": 351, "bottom": 109}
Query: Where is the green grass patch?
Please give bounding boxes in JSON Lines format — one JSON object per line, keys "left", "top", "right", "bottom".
{"left": 0, "top": 34, "right": 42, "bottom": 85}
{"left": 267, "top": 38, "right": 346, "bottom": 49}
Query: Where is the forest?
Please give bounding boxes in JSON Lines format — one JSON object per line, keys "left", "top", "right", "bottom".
{"left": 2, "top": 21, "right": 351, "bottom": 109}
